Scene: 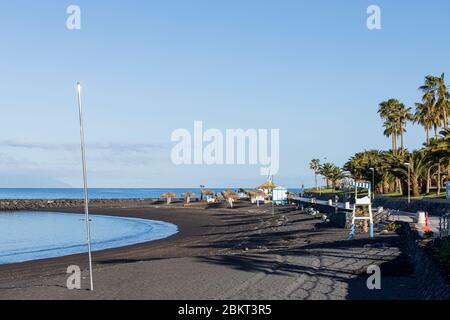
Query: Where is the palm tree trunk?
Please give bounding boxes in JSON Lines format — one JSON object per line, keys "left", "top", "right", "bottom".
{"left": 395, "top": 131, "right": 398, "bottom": 155}
{"left": 443, "top": 109, "right": 448, "bottom": 129}
{"left": 426, "top": 168, "right": 431, "bottom": 194}
{"left": 400, "top": 130, "right": 404, "bottom": 154}
{"left": 437, "top": 162, "right": 441, "bottom": 196}
{"left": 426, "top": 128, "right": 430, "bottom": 146}
{"left": 315, "top": 174, "right": 318, "bottom": 191}
{"left": 412, "top": 178, "right": 420, "bottom": 197}
{"left": 392, "top": 134, "right": 396, "bottom": 155}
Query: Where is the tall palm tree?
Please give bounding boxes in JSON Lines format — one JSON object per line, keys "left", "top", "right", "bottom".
{"left": 420, "top": 74, "right": 449, "bottom": 130}
{"left": 379, "top": 100, "right": 397, "bottom": 154}
{"left": 414, "top": 101, "right": 434, "bottom": 146}
{"left": 379, "top": 99, "right": 412, "bottom": 155}
{"left": 319, "top": 163, "right": 335, "bottom": 189}
{"left": 425, "top": 129, "right": 450, "bottom": 195}
{"left": 395, "top": 103, "right": 413, "bottom": 154}
{"left": 309, "top": 159, "right": 321, "bottom": 191}
{"left": 383, "top": 119, "right": 397, "bottom": 153}
{"left": 330, "top": 166, "right": 344, "bottom": 190}
{"left": 415, "top": 95, "right": 440, "bottom": 192}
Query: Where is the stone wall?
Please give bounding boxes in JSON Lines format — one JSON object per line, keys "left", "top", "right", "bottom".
{"left": 0, "top": 199, "right": 159, "bottom": 211}
{"left": 374, "top": 196, "right": 450, "bottom": 216}
{"left": 402, "top": 223, "right": 450, "bottom": 299}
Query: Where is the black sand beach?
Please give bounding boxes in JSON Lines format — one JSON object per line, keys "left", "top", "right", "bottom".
{"left": 0, "top": 202, "right": 422, "bottom": 300}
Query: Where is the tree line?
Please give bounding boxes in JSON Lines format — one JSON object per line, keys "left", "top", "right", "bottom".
{"left": 310, "top": 73, "right": 450, "bottom": 197}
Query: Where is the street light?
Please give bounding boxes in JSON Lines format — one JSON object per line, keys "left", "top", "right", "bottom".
{"left": 200, "top": 185, "right": 205, "bottom": 201}
{"left": 76, "top": 82, "right": 94, "bottom": 291}
{"left": 369, "top": 168, "right": 375, "bottom": 200}
{"left": 404, "top": 163, "right": 411, "bottom": 204}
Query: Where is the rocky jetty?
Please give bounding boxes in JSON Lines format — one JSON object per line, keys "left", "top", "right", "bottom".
{"left": 0, "top": 199, "right": 159, "bottom": 211}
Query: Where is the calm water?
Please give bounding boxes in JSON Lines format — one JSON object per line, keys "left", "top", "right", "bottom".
{"left": 0, "top": 188, "right": 223, "bottom": 200}
{"left": 0, "top": 188, "right": 301, "bottom": 200}
{"left": 0, "top": 212, "right": 178, "bottom": 265}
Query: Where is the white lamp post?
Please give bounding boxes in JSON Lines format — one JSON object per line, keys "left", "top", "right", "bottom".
{"left": 76, "top": 82, "right": 94, "bottom": 291}
{"left": 404, "top": 162, "right": 411, "bottom": 204}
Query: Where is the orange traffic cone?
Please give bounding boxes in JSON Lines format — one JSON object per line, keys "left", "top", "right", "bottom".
{"left": 422, "top": 212, "right": 432, "bottom": 232}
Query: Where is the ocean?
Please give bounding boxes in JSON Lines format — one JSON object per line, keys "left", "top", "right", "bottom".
{"left": 0, "top": 188, "right": 301, "bottom": 200}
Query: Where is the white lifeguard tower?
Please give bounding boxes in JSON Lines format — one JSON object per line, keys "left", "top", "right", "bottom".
{"left": 349, "top": 180, "right": 374, "bottom": 240}
{"left": 273, "top": 186, "right": 288, "bottom": 205}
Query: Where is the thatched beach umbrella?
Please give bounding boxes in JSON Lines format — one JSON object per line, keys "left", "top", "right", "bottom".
{"left": 222, "top": 190, "right": 239, "bottom": 208}
{"left": 257, "top": 180, "right": 277, "bottom": 197}
{"left": 182, "top": 192, "right": 196, "bottom": 204}
{"left": 246, "top": 190, "right": 267, "bottom": 206}
{"left": 202, "top": 189, "right": 214, "bottom": 196}
{"left": 162, "top": 192, "right": 176, "bottom": 205}
{"left": 201, "top": 189, "right": 214, "bottom": 202}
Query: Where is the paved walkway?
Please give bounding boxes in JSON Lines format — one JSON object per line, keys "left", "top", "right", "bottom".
{"left": 293, "top": 197, "right": 446, "bottom": 237}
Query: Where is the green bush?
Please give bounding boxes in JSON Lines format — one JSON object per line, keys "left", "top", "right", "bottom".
{"left": 384, "top": 223, "right": 399, "bottom": 232}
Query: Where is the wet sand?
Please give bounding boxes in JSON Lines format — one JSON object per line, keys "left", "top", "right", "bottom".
{"left": 0, "top": 202, "right": 422, "bottom": 300}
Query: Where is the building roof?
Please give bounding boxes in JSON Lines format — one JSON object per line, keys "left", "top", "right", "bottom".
{"left": 257, "top": 181, "right": 277, "bottom": 190}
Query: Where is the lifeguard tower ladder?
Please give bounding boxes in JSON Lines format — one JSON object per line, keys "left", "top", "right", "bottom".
{"left": 349, "top": 180, "right": 374, "bottom": 240}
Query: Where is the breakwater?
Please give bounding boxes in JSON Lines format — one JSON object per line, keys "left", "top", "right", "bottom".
{"left": 0, "top": 199, "right": 162, "bottom": 211}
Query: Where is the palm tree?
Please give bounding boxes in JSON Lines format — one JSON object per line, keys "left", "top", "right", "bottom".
{"left": 379, "top": 99, "right": 412, "bottom": 155}
{"left": 344, "top": 150, "right": 396, "bottom": 194}
{"left": 309, "top": 159, "right": 321, "bottom": 191}
{"left": 396, "top": 103, "right": 413, "bottom": 154}
{"left": 319, "top": 163, "right": 335, "bottom": 189}
{"left": 330, "top": 166, "right": 344, "bottom": 190}
{"left": 162, "top": 192, "right": 176, "bottom": 205}
{"left": 425, "top": 129, "right": 450, "bottom": 195}
{"left": 390, "top": 150, "right": 428, "bottom": 197}
{"left": 182, "top": 192, "right": 196, "bottom": 204}
{"left": 420, "top": 74, "right": 450, "bottom": 130}
{"left": 379, "top": 99, "right": 399, "bottom": 154}
{"left": 383, "top": 119, "right": 397, "bottom": 153}
{"left": 414, "top": 101, "right": 434, "bottom": 146}
{"left": 436, "top": 74, "right": 450, "bottom": 129}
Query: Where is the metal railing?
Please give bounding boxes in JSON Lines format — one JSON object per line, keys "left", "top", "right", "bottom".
{"left": 439, "top": 212, "right": 450, "bottom": 238}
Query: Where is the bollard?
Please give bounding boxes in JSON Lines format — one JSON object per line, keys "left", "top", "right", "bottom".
{"left": 417, "top": 211, "right": 426, "bottom": 226}
{"left": 345, "top": 202, "right": 350, "bottom": 210}
{"left": 328, "top": 199, "right": 333, "bottom": 206}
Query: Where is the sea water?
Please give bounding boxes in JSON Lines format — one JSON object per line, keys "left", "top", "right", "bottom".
{"left": 0, "top": 212, "right": 178, "bottom": 265}
{"left": 0, "top": 188, "right": 301, "bottom": 200}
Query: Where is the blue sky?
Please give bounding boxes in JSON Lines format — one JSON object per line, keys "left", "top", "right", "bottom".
{"left": 0, "top": 0, "right": 449, "bottom": 188}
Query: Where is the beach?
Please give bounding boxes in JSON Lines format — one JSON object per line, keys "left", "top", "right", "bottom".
{"left": 0, "top": 201, "right": 422, "bottom": 300}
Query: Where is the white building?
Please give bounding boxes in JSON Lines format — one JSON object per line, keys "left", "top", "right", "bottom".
{"left": 272, "top": 186, "right": 288, "bottom": 204}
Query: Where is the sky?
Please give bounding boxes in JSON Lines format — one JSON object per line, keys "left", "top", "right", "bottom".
{"left": 0, "top": 0, "right": 449, "bottom": 188}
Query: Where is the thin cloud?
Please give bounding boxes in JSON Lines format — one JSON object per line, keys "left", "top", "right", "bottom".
{"left": 0, "top": 139, "right": 166, "bottom": 153}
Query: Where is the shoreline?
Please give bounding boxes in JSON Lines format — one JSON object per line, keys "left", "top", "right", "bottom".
{"left": 0, "top": 204, "right": 222, "bottom": 285}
